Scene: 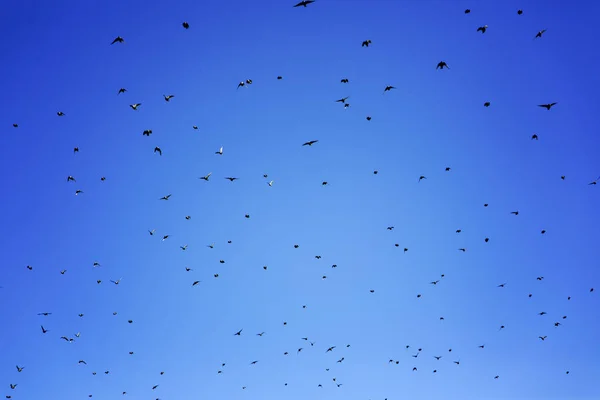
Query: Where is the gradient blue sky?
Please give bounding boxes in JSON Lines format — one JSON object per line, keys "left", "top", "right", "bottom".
{"left": 1, "top": 1, "right": 599, "bottom": 399}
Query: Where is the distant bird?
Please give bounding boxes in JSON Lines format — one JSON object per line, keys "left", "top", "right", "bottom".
{"left": 277, "top": 76, "right": 283, "bottom": 79}
{"left": 73, "top": 147, "right": 79, "bottom": 153}
{"left": 531, "top": 134, "right": 538, "bottom": 140}
{"left": 118, "top": 88, "right": 127, "bottom": 95}
{"left": 130, "top": 103, "right": 141, "bottom": 110}
{"left": 143, "top": 129, "right": 152, "bottom": 136}
{"left": 538, "top": 102, "right": 557, "bottom": 110}
{"left": 294, "top": 0, "right": 315, "bottom": 7}
{"left": 535, "top": 29, "right": 547, "bottom": 39}
{"left": 341, "top": 78, "right": 349, "bottom": 83}
{"left": 539, "top": 336, "right": 547, "bottom": 341}
{"left": 192, "top": 281, "right": 200, "bottom": 286}
{"left": 13, "top": 123, "right": 18, "bottom": 127}
{"left": 57, "top": 111, "right": 65, "bottom": 116}
{"left": 477, "top": 25, "right": 488, "bottom": 33}
{"left": 336, "top": 96, "right": 350, "bottom": 103}
{"left": 268, "top": 180, "right": 274, "bottom": 187}
{"left": 464, "top": 9, "right": 471, "bottom": 14}
{"left": 510, "top": 211, "right": 519, "bottom": 215}
{"left": 148, "top": 229, "right": 156, "bottom": 235}
{"left": 164, "top": 94, "right": 175, "bottom": 102}
{"left": 75, "top": 190, "right": 83, "bottom": 196}
{"left": 38, "top": 312, "right": 52, "bottom": 316}
{"left": 237, "top": 81, "right": 245, "bottom": 89}
{"left": 111, "top": 36, "right": 124, "bottom": 44}
{"left": 16, "top": 365, "right": 24, "bottom": 372}
{"left": 154, "top": 147, "right": 162, "bottom": 156}
{"left": 200, "top": 172, "right": 212, "bottom": 181}
{"left": 484, "top": 101, "right": 491, "bottom": 107}
{"left": 182, "top": 22, "right": 189, "bottom": 29}
{"left": 383, "top": 85, "right": 396, "bottom": 92}
{"left": 216, "top": 146, "right": 223, "bottom": 155}
{"left": 180, "top": 244, "right": 188, "bottom": 250}
{"left": 303, "top": 140, "right": 319, "bottom": 146}
{"left": 362, "top": 39, "right": 372, "bottom": 47}
{"left": 366, "top": 116, "right": 371, "bottom": 121}
{"left": 418, "top": 175, "right": 427, "bottom": 182}
{"left": 41, "top": 325, "right": 48, "bottom": 333}
{"left": 159, "top": 194, "right": 171, "bottom": 200}
{"left": 162, "top": 235, "right": 170, "bottom": 241}
{"left": 436, "top": 61, "right": 449, "bottom": 70}
{"left": 60, "top": 270, "right": 66, "bottom": 274}
{"left": 225, "top": 177, "right": 239, "bottom": 181}
{"left": 110, "top": 278, "right": 122, "bottom": 285}
{"left": 234, "top": 329, "right": 243, "bottom": 336}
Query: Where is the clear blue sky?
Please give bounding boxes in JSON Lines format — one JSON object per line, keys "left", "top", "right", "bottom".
{"left": 1, "top": 1, "right": 599, "bottom": 399}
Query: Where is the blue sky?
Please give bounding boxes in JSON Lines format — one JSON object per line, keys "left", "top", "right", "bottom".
{"left": 1, "top": 0, "right": 599, "bottom": 399}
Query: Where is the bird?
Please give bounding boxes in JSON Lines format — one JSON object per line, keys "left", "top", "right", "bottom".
{"left": 277, "top": 76, "right": 283, "bottom": 79}
{"left": 464, "top": 9, "right": 471, "bottom": 14}
{"left": 225, "top": 177, "right": 239, "bottom": 181}
{"left": 12, "top": 123, "right": 18, "bottom": 127}
{"left": 539, "top": 336, "right": 547, "bottom": 341}
{"left": 294, "top": 0, "right": 315, "bottom": 7}
{"left": 303, "top": 140, "right": 319, "bottom": 146}
{"left": 148, "top": 229, "right": 156, "bottom": 235}
{"left": 477, "top": 25, "right": 488, "bottom": 33}
{"left": 535, "top": 29, "right": 547, "bottom": 39}
{"left": 335, "top": 96, "right": 350, "bottom": 103}
{"left": 484, "top": 101, "right": 491, "bottom": 107}
{"left": 518, "top": 9, "right": 523, "bottom": 15}
{"left": 154, "top": 147, "right": 162, "bottom": 155}
{"left": 341, "top": 78, "right": 349, "bottom": 83}
{"left": 200, "top": 172, "right": 212, "bottom": 181}
{"left": 531, "top": 134, "right": 538, "bottom": 140}
{"left": 164, "top": 94, "right": 174, "bottom": 102}
{"left": 362, "top": 39, "right": 372, "bottom": 47}
{"left": 111, "top": 36, "right": 124, "bottom": 44}
{"left": 117, "top": 88, "right": 127, "bottom": 95}
{"left": 159, "top": 194, "right": 171, "bottom": 200}
{"left": 41, "top": 325, "right": 48, "bottom": 333}
{"left": 192, "top": 281, "right": 200, "bottom": 286}
{"left": 267, "top": 180, "right": 274, "bottom": 187}
{"left": 182, "top": 22, "right": 189, "bottom": 29}
{"left": 215, "top": 146, "right": 223, "bottom": 155}
{"left": 234, "top": 329, "right": 243, "bottom": 336}
{"left": 418, "top": 175, "right": 427, "bottom": 182}
{"left": 57, "top": 111, "right": 65, "bottom": 116}
{"left": 73, "top": 147, "right": 79, "bottom": 153}
{"left": 16, "top": 365, "right": 24, "bottom": 372}
{"left": 510, "top": 211, "right": 519, "bottom": 215}
{"left": 383, "top": 85, "right": 396, "bottom": 92}
{"left": 538, "top": 102, "right": 557, "bottom": 110}
{"left": 130, "top": 103, "right": 141, "bottom": 110}
{"left": 436, "top": 61, "right": 449, "bottom": 69}
{"left": 143, "top": 129, "right": 152, "bottom": 136}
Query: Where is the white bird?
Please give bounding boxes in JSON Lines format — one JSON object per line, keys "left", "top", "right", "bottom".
{"left": 215, "top": 146, "right": 223, "bottom": 155}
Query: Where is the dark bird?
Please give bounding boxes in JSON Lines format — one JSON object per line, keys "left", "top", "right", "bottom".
{"left": 477, "top": 25, "right": 488, "bottom": 33}
{"left": 164, "top": 94, "right": 175, "bottom": 102}
{"left": 384, "top": 85, "right": 396, "bottom": 92}
{"left": 41, "top": 325, "right": 48, "bottom": 333}
{"left": 130, "top": 103, "right": 141, "bottom": 110}
{"left": 538, "top": 102, "right": 557, "bottom": 110}
{"left": 535, "top": 29, "right": 547, "bottom": 39}
{"left": 234, "top": 329, "right": 243, "bottom": 336}
{"left": 464, "top": 9, "right": 471, "bottom": 14}
{"left": 225, "top": 177, "right": 238, "bottom": 181}
{"left": 200, "top": 172, "right": 212, "bottom": 181}
{"left": 484, "top": 101, "right": 491, "bottom": 107}
{"left": 111, "top": 36, "right": 124, "bottom": 44}
{"left": 154, "top": 147, "right": 162, "bottom": 155}
{"left": 143, "top": 129, "right": 152, "bottom": 136}
{"left": 57, "top": 111, "right": 65, "bottom": 116}
{"left": 539, "top": 336, "right": 547, "bottom": 341}
{"left": 13, "top": 123, "right": 18, "bottom": 127}
{"left": 293, "top": 0, "right": 315, "bottom": 7}
{"left": 362, "top": 39, "right": 372, "bottom": 47}
{"left": 73, "top": 147, "right": 79, "bottom": 153}
{"left": 418, "top": 175, "right": 427, "bottom": 182}
{"left": 436, "top": 61, "right": 449, "bottom": 69}
{"left": 16, "top": 365, "right": 24, "bottom": 372}
{"left": 303, "top": 140, "right": 319, "bottom": 146}
{"left": 159, "top": 194, "right": 171, "bottom": 200}
{"left": 336, "top": 96, "right": 350, "bottom": 103}
{"left": 531, "top": 134, "right": 538, "bottom": 140}
{"left": 118, "top": 88, "right": 127, "bottom": 95}
{"left": 518, "top": 9, "right": 523, "bottom": 14}
{"left": 341, "top": 78, "right": 349, "bottom": 83}
{"left": 182, "top": 22, "right": 189, "bottom": 29}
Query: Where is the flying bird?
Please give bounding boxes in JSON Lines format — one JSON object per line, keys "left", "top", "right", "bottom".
{"left": 111, "top": 36, "right": 124, "bottom": 44}
{"left": 130, "top": 103, "right": 142, "bottom": 110}
{"left": 216, "top": 146, "right": 223, "bottom": 155}
{"left": 362, "top": 39, "right": 372, "bottom": 47}
{"left": 154, "top": 147, "right": 162, "bottom": 155}
{"left": 200, "top": 172, "right": 212, "bottom": 181}
{"left": 164, "top": 94, "right": 174, "bottom": 102}
{"left": 477, "top": 25, "right": 488, "bottom": 33}
{"left": 293, "top": 0, "right": 315, "bottom": 7}
{"left": 384, "top": 85, "right": 396, "bottom": 92}
{"left": 535, "top": 29, "right": 547, "bottom": 39}
{"left": 118, "top": 88, "right": 127, "bottom": 94}
{"left": 538, "top": 102, "right": 557, "bottom": 110}
{"left": 303, "top": 140, "right": 319, "bottom": 146}
{"left": 182, "top": 22, "right": 189, "bottom": 29}
{"left": 436, "top": 61, "right": 449, "bottom": 69}
{"left": 159, "top": 194, "right": 171, "bottom": 200}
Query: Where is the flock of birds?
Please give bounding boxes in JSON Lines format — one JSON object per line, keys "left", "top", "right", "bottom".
{"left": 3, "top": 2, "right": 599, "bottom": 399}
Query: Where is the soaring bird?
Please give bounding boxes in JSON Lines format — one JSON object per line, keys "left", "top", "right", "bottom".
{"left": 535, "top": 29, "right": 547, "bottom": 39}
{"left": 336, "top": 96, "right": 350, "bottom": 103}
{"left": 130, "top": 103, "right": 141, "bottom": 110}
{"left": 303, "top": 140, "right": 319, "bottom": 146}
{"left": 477, "top": 25, "right": 488, "bottom": 33}
{"left": 118, "top": 88, "right": 127, "bottom": 94}
{"left": 159, "top": 194, "right": 171, "bottom": 200}
{"left": 225, "top": 177, "right": 239, "bottom": 181}
{"left": 538, "top": 102, "right": 557, "bottom": 110}
{"left": 154, "top": 147, "right": 162, "bottom": 155}
{"left": 164, "top": 94, "right": 175, "bottom": 102}
{"left": 436, "top": 61, "right": 449, "bottom": 69}
{"left": 384, "top": 85, "right": 396, "bottom": 92}
{"left": 41, "top": 325, "right": 48, "bottom": 333}
{"left": 57, "top": 111, "right": 65, "bottom": 116}
{"left": 111, "top": 36, "right": 124, "bottom": 44}
{"left": 362, "top": 39, "right": 372, "bottom": 47}
{"left": 143, "top": 129, "right": 152, "bottom": 136}
{"left": 341, "top": 78, "right": 349, "bottom": 83}
{"left": 200, "top": 172, "right": 212, "bottom": 181}
{"left": 294, "top": 0, "right": 315, "bottom": 7}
